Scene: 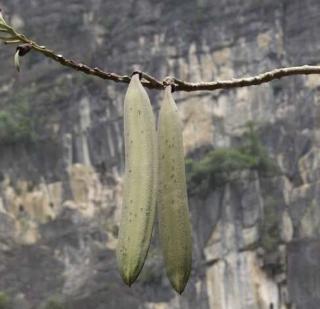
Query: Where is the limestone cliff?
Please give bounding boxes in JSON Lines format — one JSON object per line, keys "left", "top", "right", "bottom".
{"left": 0, "top": 0, "right": 319, "bottom": 308}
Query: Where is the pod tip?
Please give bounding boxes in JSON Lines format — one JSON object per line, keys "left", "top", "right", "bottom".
{"left": 170, "top": 273, "right": 189, "bottom": 295}
{"left": 174, "top": 285, "right": 186, "bottom": 295}
{"left": 119, "top": 268, "right": 139, "bottom": 287}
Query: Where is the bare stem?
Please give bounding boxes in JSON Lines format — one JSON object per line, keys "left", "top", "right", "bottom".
{"left": 3, "top": 22, "right": 320, "bottom": 92}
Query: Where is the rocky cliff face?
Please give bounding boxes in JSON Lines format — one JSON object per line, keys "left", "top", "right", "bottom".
{"left": 0, "top": 0, "right": 319, "bottom": 308}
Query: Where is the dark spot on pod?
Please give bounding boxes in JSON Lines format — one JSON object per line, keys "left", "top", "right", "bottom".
{"left": 129, "top": 169, "right": 132, "bottom": 173}
{"left": 170, "top": 174, "right": 174, "bottom": 179}
{"left": 130, "top": 199, "right": 133, "bottom": 203}
{"left": 130, "top": 140, "right": 133, "bottom": 144}
{"left": 138, "top": 110, "right": 141, "bottom": 115}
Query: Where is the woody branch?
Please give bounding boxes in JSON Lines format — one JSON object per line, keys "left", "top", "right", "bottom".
{"left": 1, "top": 11, "right": 320, "bottom": 92}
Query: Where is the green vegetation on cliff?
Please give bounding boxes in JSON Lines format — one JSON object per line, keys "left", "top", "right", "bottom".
{"left": 0, "top": 89, "right": 36, "bottom": 145}
{"left": 186, "top": 122, "right": 279, "bottom": 194}
{"left": 43, "top": 299, "right": 65, "bottom": 309}
{"left": 0, "top": 292, "right": 10, "bottom": 309}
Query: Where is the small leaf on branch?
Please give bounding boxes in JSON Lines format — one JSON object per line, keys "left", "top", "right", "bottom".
{"left": 4, "top": 39, "right": 20, "bottom": 45}
{"left": 0, "top": 10, "right": 8, "bottom": 27}
{"left": 14, "top": 44, "right": 32, "bottom": 72}
{"left": 14, "top": 50, "right": 20, "bottom": 72}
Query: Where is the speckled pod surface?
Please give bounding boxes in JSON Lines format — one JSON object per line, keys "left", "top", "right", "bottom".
{"left": 157, "top": 87, "right": 192, "bottom": 294}
{"left": 116, "top": 74, "right": 157, "bottom": 286}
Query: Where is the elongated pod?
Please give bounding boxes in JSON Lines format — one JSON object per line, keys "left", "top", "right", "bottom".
{"left": 158, "top": 86, "right": 192, "bottom": 294}
{"left": 116, "top": 74, "right": 157, "bottom": 286}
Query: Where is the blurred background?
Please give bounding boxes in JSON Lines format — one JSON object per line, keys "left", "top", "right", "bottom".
{"left": 0, "top": 0, "right": 319, "bottom": 308}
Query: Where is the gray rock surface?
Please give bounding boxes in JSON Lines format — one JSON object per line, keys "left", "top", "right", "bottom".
{"left": 0, "top": 0, "right": 319, "bottom": 308}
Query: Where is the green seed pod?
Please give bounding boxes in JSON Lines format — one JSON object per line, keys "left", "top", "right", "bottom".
{"left": 158, "top": 86, "right": 192, "bottom": 294}
{"left": 116, "top": 74, "right": 157, "bottom": 286}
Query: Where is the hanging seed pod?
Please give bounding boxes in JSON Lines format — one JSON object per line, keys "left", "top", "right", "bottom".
{"left": 116, "top": 74, "right": 157, "bottom": 286}
{"left": 158, "top": 86, "right": 192, "bottom": 294}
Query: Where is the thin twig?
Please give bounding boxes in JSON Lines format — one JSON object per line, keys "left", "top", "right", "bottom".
{"left": 172, "top": 66, "right": 320, "bottom": 91}
{"left": 3, "top": 22, "right": 320, "bottom": 91}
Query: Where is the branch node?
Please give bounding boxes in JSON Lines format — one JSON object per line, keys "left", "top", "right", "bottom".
{"left": 163, "top": 76, "right": 176, "bottom": 87}
{"left": 131, "top": 71, "right": 142, "bottom": 80}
